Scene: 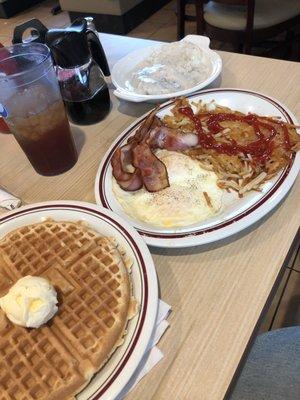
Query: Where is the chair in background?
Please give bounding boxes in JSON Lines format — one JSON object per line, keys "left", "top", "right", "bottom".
{"left": 177, "top": 0, "right": 300, "bottom": 55}
{"left": 177, "top": 0, "right": 210, "bottom": 40}
{"left": 177, "top": 0, "right": 197, "bottom": 40}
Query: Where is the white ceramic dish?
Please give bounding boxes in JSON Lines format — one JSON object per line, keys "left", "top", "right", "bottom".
{"left": 95, "top": 89, "right": 300, "bottom": 248}
{"left": 112, "top": 35, "right": 222, "bottom": 103}
{"left": 0, "top": 201, "right": 158, "bottom": 400}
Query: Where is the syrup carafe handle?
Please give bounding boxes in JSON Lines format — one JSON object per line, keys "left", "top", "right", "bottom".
{"left": 84, "top": 17, "right": 110, "bottom": 77}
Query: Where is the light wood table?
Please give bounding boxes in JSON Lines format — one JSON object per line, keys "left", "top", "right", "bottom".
{"left": 0, "top": 34, "right": 299, "bottom": 400}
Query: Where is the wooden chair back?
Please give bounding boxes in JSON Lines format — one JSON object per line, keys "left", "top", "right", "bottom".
{"left": 195, "top": 0, "right": 255, "bottom": 53}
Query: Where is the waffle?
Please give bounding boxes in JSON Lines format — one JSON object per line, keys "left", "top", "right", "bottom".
{"left": 0, "top": 220, "right": 136, "bottom": 400}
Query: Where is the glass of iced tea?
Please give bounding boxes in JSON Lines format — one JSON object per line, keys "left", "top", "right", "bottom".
{"left": 0, "top": 43, "right": 78, "bottom": 175}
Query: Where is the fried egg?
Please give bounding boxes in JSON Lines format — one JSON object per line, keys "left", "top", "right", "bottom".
{"left": 112, "top": 150, "right": 223, "bottom": 228}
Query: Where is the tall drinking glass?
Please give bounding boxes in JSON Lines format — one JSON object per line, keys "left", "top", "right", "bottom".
{"left": 0, "top": 42, "right": 10, "bottom": 133}
{"left": 0, "top": 43, "right": 78, "bottom": 175}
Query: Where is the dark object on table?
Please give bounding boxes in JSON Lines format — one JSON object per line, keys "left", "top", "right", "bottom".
{"left": 229, "top": 327, "right": 300, "bottom": 400}
{"left": 177, "top": 0, "right": 300, "bottom": 55}
{"left": 51, "top": 3, "right": 62, "bottom": 15}
{"left": 12, "top": 17, "right": 111, "bottom": 126}
{"left": 12, "top": 19, "right": 48, "bottom": 45}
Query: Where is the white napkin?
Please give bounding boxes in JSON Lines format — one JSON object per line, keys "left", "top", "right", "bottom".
{"left": 116, "top": 300, "right": 171, "bottom": 399}
{"left": 0, "top": 188, "right": 21, "bottom": 210}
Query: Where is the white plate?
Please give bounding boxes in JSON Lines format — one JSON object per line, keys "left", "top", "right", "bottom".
{"left": 95, "top": 89, "right": 300, "bottom": 248}
{"left": 0, "top": 201, "right": 158, "bottom": 400}
{"left": 112, "top": 35, "right": 222, "bottom": 103}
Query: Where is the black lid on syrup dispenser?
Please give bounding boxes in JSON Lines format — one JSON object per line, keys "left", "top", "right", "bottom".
{"left": 45, "top": 19, "right": 90, "bottom": 68}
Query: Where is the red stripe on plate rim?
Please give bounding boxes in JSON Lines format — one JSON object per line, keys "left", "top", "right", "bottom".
{"left": 97, "top": 89, "right": 297, "bottom": 239}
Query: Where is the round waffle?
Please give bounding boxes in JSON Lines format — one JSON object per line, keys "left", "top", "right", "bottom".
{"left": 0, "top": 219, "right": 136, "bottom": 400}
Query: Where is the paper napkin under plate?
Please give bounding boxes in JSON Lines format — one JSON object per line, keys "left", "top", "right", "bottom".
{"left": 117, "top": 299, "right": 171, "bottom": 399}
{"left": 0, "top": 187, "right": 22, "bottom": 210}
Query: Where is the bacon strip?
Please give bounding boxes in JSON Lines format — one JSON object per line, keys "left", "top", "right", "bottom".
{"left": 117, "top": 169, "right": 143, "bottom": 191}
{"left": 111, "top": 147, "right": 143, "bottom": 191}
{"left": 132, "top": 143, "right": 169, "bottom": 192}
{"left": 146, "top": 126, "right": 198, "bottom": 150}
{"left": 119, "top": 144, "right": 134, "bottom": 170}
{"left": 128, "top": 107, "right": 161, "bottom": 145}
{"left": 111, "top": 107, "right": 198, "bottom": 192}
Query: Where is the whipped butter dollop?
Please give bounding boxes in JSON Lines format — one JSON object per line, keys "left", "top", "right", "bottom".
{"left": 0, "top": 276, "right": 58, "bottom": 328}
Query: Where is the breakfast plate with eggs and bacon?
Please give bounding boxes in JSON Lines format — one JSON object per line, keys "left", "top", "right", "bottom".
{"left": 95, "top": 89, "right": 300, "bottom": 248}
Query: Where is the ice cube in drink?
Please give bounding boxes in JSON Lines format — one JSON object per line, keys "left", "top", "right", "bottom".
{"left": 5, "top": 85, "right": 78, "bottom": 175}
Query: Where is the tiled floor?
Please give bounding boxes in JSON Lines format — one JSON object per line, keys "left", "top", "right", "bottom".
{"left": 127, "top": 0, "right": 228, "bottom": 50}
{"left": 0, "top": 0, "right": 226, "bottom": 49}
{"left": 128, "top": 1, "right": 187, "bottom": 41}
{"left": 0, "top": 0, "right": 299, "bottom": 332}
{"left": 0, "top": 0, "right": 70, "bottom": 46}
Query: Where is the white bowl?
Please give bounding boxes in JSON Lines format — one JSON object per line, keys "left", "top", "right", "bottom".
{"left": 111, "top": 35, "right": 222, "bottom": 103}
